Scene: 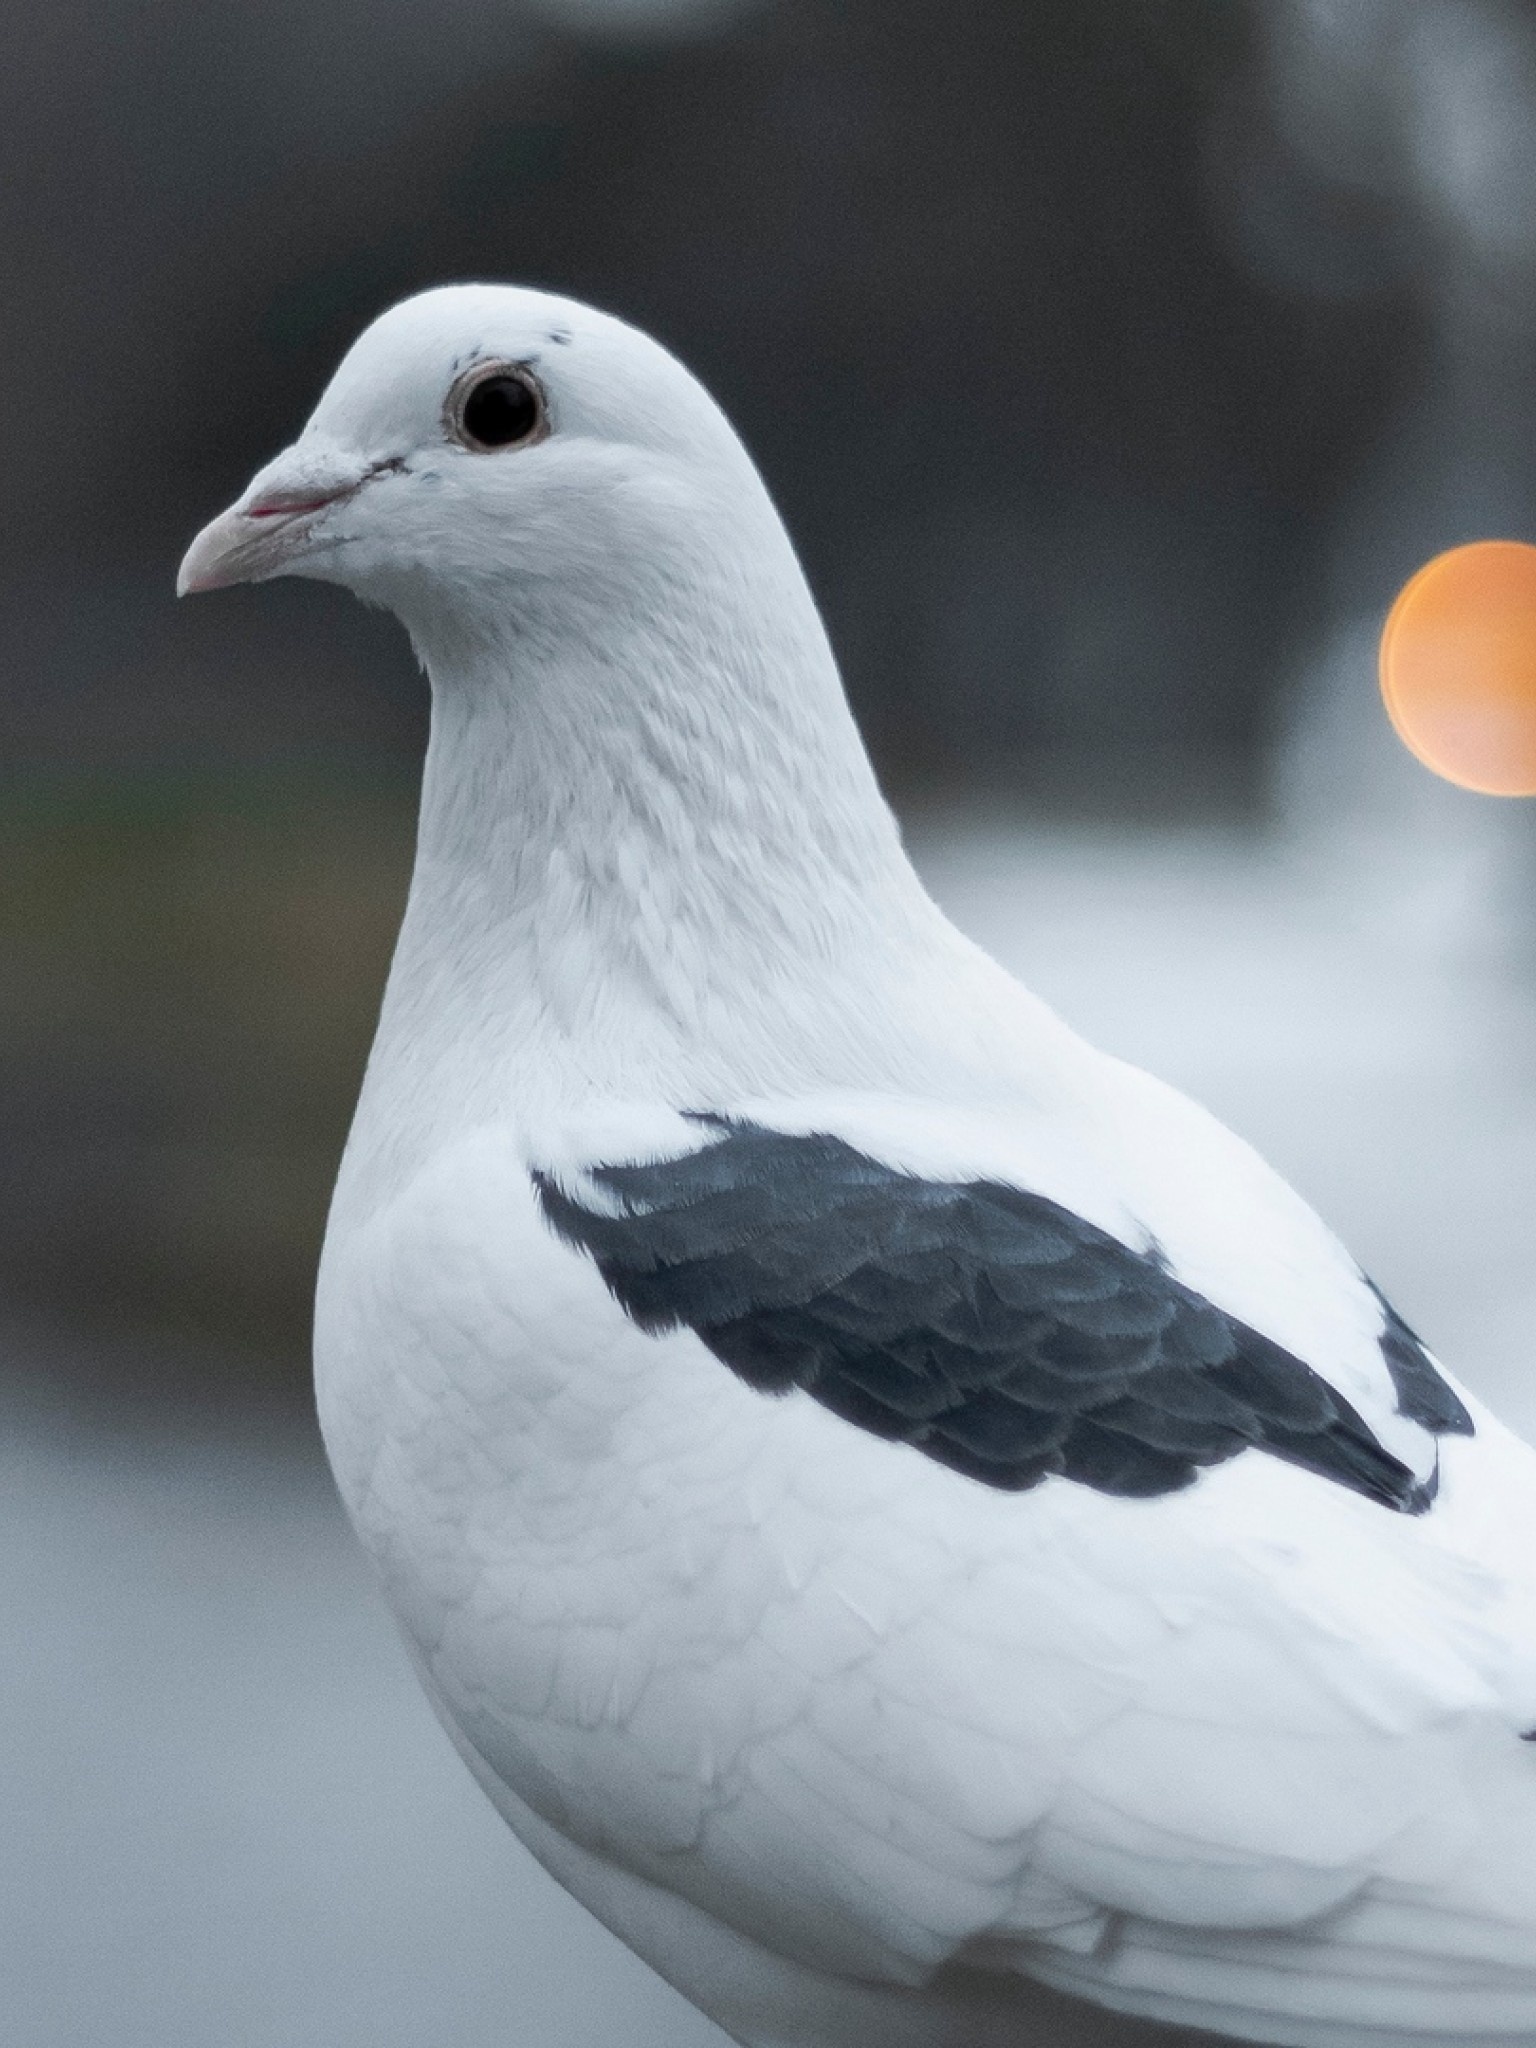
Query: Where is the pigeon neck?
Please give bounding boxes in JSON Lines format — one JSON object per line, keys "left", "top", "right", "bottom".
{"left": 384, "top": 544, "right": 943, "bottom": 1097}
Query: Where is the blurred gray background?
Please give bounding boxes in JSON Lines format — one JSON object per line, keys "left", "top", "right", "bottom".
{"left": 8, "top": 1, "right": 1536, "bottom": 2042}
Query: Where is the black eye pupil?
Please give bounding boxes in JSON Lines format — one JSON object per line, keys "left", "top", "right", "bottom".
{"left": 461, "top": 373, "right": 540, "bottom": 449}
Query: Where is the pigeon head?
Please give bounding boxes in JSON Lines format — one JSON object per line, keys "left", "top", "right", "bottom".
{"left": 177, "top": 282, "right": 903, "bottom": 944}
{"left": 177, "top": 283, "right": 768, "bottom": 643}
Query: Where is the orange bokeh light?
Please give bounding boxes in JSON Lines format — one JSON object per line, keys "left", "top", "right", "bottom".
{"left": 1379, "top": 540, "right": 1536, "bottom": 796}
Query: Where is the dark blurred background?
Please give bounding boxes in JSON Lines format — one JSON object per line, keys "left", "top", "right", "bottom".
{"left": 9, "top": 3, "right": 1536, "bottom": 2043}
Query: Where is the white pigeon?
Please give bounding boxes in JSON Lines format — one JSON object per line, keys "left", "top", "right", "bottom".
{"left": 179, "top": 284, "right": 1536, "bottom": 2048}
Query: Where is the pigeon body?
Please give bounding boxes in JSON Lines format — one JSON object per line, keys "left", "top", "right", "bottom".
{"left": 182, "top": 285, "right": 1536, "bottom": 2047}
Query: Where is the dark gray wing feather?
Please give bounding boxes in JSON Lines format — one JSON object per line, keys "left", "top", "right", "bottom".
{"left": 533, "top": 1117, "right": 1470, "bottom": 1511}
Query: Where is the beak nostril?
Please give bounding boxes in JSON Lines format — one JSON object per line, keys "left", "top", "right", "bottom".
{"left": 245, "top": 458, "right": 404, "bottom": 522}
{"left": 247, "top": 494, "right": 341, "bottom": 520}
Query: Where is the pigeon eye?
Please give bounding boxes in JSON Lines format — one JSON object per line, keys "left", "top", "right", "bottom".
{"left": 448, "top": 365, "right": 547, "bottom": 453}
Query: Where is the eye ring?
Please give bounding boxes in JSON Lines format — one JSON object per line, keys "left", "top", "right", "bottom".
{"left": 446, "top": 361, "right": 549, "bottom": 454}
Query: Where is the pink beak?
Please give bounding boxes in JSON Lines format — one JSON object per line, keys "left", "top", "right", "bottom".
{"left": 176, "top": 447, "right": 394, "bottom": 596}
